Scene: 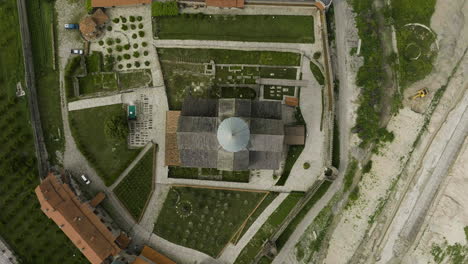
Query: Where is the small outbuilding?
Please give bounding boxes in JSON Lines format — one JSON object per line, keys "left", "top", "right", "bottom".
{"left": 79, "top": 8, "right": 109, "bottom": 41}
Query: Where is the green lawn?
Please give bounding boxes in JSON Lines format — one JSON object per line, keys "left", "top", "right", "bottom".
{"left": 26, "top": 0, "right": 64, "bottom": 164}
{"left": 154, "top": 187, "right": 267, "bottom": 257}
{"left": 158, "top": 48, "right": 301, "bottom": 66}
{"left": 0, "top": 1, "right": 87, "bottom": 262}
{"left": 276, "top": 181, "right": 332, "bottom": 250}
{"left": 260, "top": 67, "right": 297, "bottom": 79}
{"left": 155, "top": 14, "right": 314, "bottom": 43}
{"left": 276, "top": 145, "right": 304, "bottom": 186}
{"left": 118, "top": 70, "right": 152, "bottom": 89}
{"left": 221, "top": 87, "right": 256, "bottom": 99}
{"left": 114, "top": 147, "right": 154, "bottom": 220}
{"left": 234, "top": 193, "right": 304, "bottom": 264}
{"left": 85, "top": 51, "right": 102, "bottom": 73}
{"left": 69, "top": 104, "right": 140, "bottom": 185}
{"left": 78, "top": 72, "right": 119, "bottom": 95}
{"left": 168, "top": 166, "right": 250, "bottom": 183}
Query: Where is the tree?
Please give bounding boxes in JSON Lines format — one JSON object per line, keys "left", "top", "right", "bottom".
{"left": 104, "top": 115, "right": 128, "bottom": 141}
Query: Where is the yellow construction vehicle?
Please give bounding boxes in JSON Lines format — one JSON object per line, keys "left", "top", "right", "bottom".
{"left": 412, "top": 88, "right": 429, "bottom": 100}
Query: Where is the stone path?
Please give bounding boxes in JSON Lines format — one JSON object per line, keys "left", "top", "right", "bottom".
{"left": 68, "top": 94, "right": 122, "bottom": 111}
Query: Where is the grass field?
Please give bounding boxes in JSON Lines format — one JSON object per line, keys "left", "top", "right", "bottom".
{"left": 26, "top": 0, "right": 64, "bottom": 164}
{"left": 234, "top": 193, "right": 304, "bottom": 264}
{"left": 115, "top": 147, "right": 154, "bottom": 220}
{"left": 154, "top": 15, "right": 314, "bottom": 43}
{"left": 79, "top": 72, "right": 119, "bottom": 94}
{"left": 154, "top": 187, "right": 267, "bottom": 257}
{"left": 310, "top": 62, "right": 325, "bottom": 85}
{"left": 0, "top": 1, "right": 87, "bottom": 262}
{"left": 221, "top": 87, "right": 256, "bottom": 99}
{"left": 118, "top": 70, "right": 152, "bottom": 89}
{"left": 69, "top": 104, "right": 140, "bottom": 186}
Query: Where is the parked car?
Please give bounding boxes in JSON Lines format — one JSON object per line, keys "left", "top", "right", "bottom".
{"left": 65, "top": 24, "right": 79, "bottom": 29}
{"left": 80, "top": 174, "right": 91, "bottom": 185}
{"left": 71, "top": 49, "right": 84, "bottom": 55}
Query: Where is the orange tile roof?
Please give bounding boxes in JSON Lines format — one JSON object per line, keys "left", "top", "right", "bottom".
{"left": 90, "top": 192, "right": 106, "bottom": 208}
{"left": 80, "top": 16, "right": 98, "bottom": 39}
{"left": 92, "top": 8, "right": 109, "bottom": 26}
{"left": 205, "top": 0, "right": 244, "bottom": 8}
{"left": 35, "top": 174, "right": 121, "bottom": 264}
{"left": 285, "top": 97, "right": 299, "bottom": 107}
{"left": 92, "top": 0, "right": 151, "bottom": 7}
{"left": 165, "top": 111, "right": 181, "bottom": 166}
{"left": 131, "top": 246, "right": 176, "bottom": 264}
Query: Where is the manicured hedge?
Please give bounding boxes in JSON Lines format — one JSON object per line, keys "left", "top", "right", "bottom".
{"left": 152, "top": 1, "right": 179, "bottom": 17}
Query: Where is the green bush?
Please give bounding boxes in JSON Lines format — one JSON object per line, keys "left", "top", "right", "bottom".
{"left": 116, "top": 55, "right": 122, "bottom": 61}
{"left": 116, "top": 45, "right": 123, "bottom": 52}
{"left": 131, "top": 24, "right": 136, "bottom": 30}
{"left": 121, "top": 16, "right": 127, "bottom": 23}
{"left": 303, "top": 162, "right": 310, "bottom": 169}
{"left": 113, "top": 18, "right": 120, "bottom": 23}
{"left": 142, "top": 42, "right": 148, "bottom": 47}
{"left": 107, "top": 26, "right": 112, "bottom": 31}
{"left": 133, "top": 51, "right": 140, "bottom": 58}
{"left": 362, "top": 160, "right": 372, "bottom": 174}
{"left": 124, "top": 44, "right": 130, "bottom": 50}
{"left": 138, "top": 23, "right": 143, "bottom": 29}
{"left": 144, "top": 61, "right": 150, "bottom": 66}
{"left": 152, "top": 1, "right": 179, "bottom": 17}
{"left": 138, "top": 31, "right": 145, "bottom": 37}
{"left": 106, "top": 48, "right": 113, "bottom": 53}
{"left": 121, "top": 24, "right": 128, "bottom": 31}
{"left": 104, "top": 115, "right": 128, "bottom": 141}
{"left": 133, "top": 43, "right": 138, "bottom": 49}
{"left": 98, "top": 40, "right": 104, "bottom": 46}
{"left": 137, "top": 16, "right": 143, "bottom": 21}
{"left": 132, "top": 33, "right": 137, "bottom": 39}
{"left": 134, "top": 61, "right": 140, "bottom": 67}
{"left": 123, "top": 54, "right": 131, "bottom": 60}
{"left": 129, "top": 16, "right": 135, "bottom": 22}
{"left": 126, "top": 63, "right": 131, "bottom": 68}
{"left": 118, "top": 64, "right": 123, "bottom": 69}
{"left": 115, "top": 38, "right": 121, "bottom": 44}
{"left": 313, "top": 52, "right": 321, "bottom": 60}
{"left": 106, "top": 38, "right": 114, "bottom": 45}
{"left": 143, "top": 51, "right": 149, "bottom": 56}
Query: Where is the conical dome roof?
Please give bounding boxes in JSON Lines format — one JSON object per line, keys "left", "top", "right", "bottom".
{"left": 217, "top": 117, "right": 250, "bottom": 152}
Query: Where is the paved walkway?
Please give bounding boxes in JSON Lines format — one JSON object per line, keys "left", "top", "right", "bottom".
{"left": 182, "top": 5, "right": 317, "bottom": 16}
{"left": 68, "top": 94, "right": 122, "bottom": 111}
{"left": 257, "top": 78, "right": 310, "bottom": 87}
{"left": 219, "top": 193, "right": 289, "bottom": 263}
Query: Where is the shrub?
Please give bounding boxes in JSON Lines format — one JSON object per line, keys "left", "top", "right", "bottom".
{"left": 129, "top": 16, "right": 135, "bottom": 22}
{"left": 118, "top": 64, "right": 123, "bottom": 69}
{"left": 124, "top": 44, "right": 130, "bottom": 50}
{"left": 313, "top": 52, "right": 321, "bottom": 60}
{"left": 142, "top": 42, "right": 148, "bottom": 47}
{"left": 103, "top": 55, "right": 115, "bottom": 71}
{"left": 144, "top": 61, "right": 150, "bottom": 66}
{"left": 303, "top": 162, "right": 310, "bottom": 169}
{"left": 113, "top": 18, "right": 120, "bottom": 23}
{"left": 121, "top": 16, "right": 127, "bottom": 23}
{"left": 137, "top": 16, "right": 143, "bottom": 21}
{"left": 106, "top": 38, "right": 114, "bottom": 45}
{"left": 131, "top": 24, "right": 136, "bottom": 30}
{"left": 143, "top": 51, "right": 149, "bottom": 56}
{"left": 134, "top": 61, "right": 140, "bottom": 67}
{"left": 138, "top": 23, "right": 143, "bottom": 29}
{"left": 133, "top": 43, "right": 138, "bottom": 49}
{"left": 107, "top": 48, "right": 113, "bottom": 53}
{"left": 132, "top": 33, "right": 137, "bottom": 39}
{"left": 138, "top": 31, "right": 145, "bottom": 37}
{"left": 151, "top": 1, "right": 179, "bottom": 17}
{"left": 116, "top": 45, "right": 123, "bottom": 52}
{"left": 123, "top": 54, "right": 131, "bottom": 60}
{"left": 362, "top": 160, "right": 373, "bottom": 174}
{"left": 107, "top": 26, "right": 112, "bottom": 31}
{"left": 126, "top": 63, "right": 132, "bottom": 68}
{"left": 121, "top": 24, "right": 128, "bottom": 31}
{"left": 98, "top": 40, "right": 104, "bottom": 46}
{"left": 133, "top": 51, "right": 140, "bottom": 58}
{"left": 117, "top": 55, "right": 122, "bottom": 61}
{"left": 115, "top": 38, "right": 121, "bottom": 44}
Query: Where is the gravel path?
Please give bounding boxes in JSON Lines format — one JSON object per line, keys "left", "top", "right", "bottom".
{"left": 68, "top": 94, "right": 122, "bottom": 111}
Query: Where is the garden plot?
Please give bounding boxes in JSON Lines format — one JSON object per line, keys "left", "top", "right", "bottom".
{"left": 263, "top": 85, "right": 296, "bottom": 100}
{"left": 79, "top": 72, "right": 118, "bottom": 94}
{"left": 91, "top": 6, "right": 156, "bottom": 71}
{"left": 118, "top": 69, "right": 152, "bottom": 89}
{"left": 168, "top": 166, "right": 250, "bottom": 183}
{"left": 115, "top": 147, "right": 154, "bottom": 220}
{"left": 154, "top": 186, "right": 268, "bottom": 257}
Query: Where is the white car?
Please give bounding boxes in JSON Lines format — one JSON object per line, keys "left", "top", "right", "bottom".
{"left": 71, "top": 49, "right": 84, "bottom": 55}
{"left": 80, "top": 174, "right": 91, "bottom": 185}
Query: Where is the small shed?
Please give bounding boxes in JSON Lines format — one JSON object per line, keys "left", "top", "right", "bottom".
{"left": 128, "top": 105, "right": 137, "bottom": 120}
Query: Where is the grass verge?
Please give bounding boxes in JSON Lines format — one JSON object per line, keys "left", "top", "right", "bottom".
{"left": 276, "top": 145, "right": 304, "bottom": 186}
